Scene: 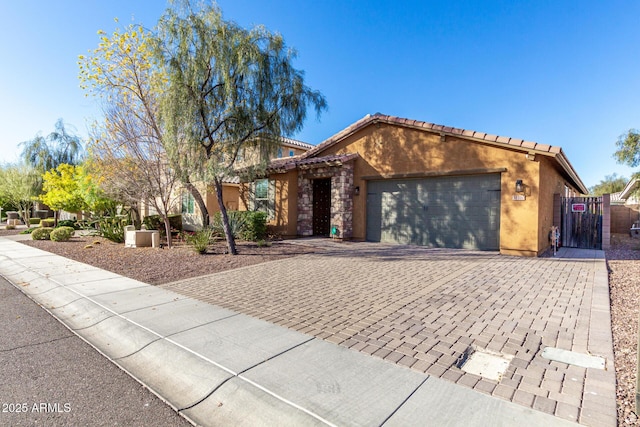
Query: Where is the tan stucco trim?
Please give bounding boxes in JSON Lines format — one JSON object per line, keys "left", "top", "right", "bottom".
{"left": 361, "top": 167, "right": 507, "bottom": 181}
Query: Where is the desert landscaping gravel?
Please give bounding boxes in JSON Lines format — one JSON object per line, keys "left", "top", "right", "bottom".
{"left": 17, "top": 233, "right": 317, "bottom": 285}
{"left": 607, "top": 234, "right": 640, "bottom": 426}
{"left": 4, "top": 228, "right": 640, "bottom": 425}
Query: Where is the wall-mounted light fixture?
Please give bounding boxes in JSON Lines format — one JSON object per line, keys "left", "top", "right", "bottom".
{"left": 515, "top": 179, "right": 524, "bottom": 193}
{"left": 354, "top": 186, "right": 360, "bottom": 196}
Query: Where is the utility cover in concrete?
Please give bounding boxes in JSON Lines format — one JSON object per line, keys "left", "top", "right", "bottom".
{"left": 541, "top": 347, "right": 605, "bottom": 369}
{"left": 460, "top": 349, "right": 513, "bottom": 381}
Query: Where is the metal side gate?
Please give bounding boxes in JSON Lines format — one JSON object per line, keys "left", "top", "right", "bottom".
{"left": 561, "top": 196, "right": 603, "bottom": 249}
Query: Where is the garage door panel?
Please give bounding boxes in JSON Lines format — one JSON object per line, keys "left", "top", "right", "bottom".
{"left": 367, "top": 174, "right": 501, "bottom": 250}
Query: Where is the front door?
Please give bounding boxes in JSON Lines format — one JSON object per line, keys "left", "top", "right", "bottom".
{"left": 313, "top": 178, "right": 331, "bottom": 236}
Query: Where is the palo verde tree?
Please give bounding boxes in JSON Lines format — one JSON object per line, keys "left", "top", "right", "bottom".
{"left": 79, "top": 24, "right": 181, "bottom": 247}
{"left": 157, "top": 0, "right": 327, "bottom": 254}
{"left": 40, "top": 164, "right": 87, "bottom": 220}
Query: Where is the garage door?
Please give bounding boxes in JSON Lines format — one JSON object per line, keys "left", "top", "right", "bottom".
{"left": 366, "top": 174, "right": 501, "bottom": 250}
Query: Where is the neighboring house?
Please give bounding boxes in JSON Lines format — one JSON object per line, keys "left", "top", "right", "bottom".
{"left": 618, "top": 178, "right": 640, "bottom": 207}
{"left": 610, "top": 178, "right": 640, "bottom": 233}
{"left": 172, "top": 137, "right": 314, "bottom": 230}
{"left": 243, "top": 113, "right": 589, "bottom": 256}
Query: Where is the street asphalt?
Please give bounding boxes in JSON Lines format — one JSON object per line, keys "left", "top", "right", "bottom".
{"left": 0, "top": 275, "right": 190, "bottom": 427}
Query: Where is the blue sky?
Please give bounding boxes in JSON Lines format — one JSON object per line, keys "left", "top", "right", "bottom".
{"left": 1, "top": 1, "right": 639, "bottom": 190}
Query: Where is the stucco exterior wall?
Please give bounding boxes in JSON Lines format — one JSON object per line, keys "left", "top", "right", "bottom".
{"left": 529, "top": 156, "right": 581, "bottom": 255}
{"left": 316, "top": 123, "right": 550, "bottom": 255}
{"left": 240, "top": 171, "right": 299, "bottom": 237}
{"left": 205, "top": 184, "right": 240, "bottom": 217}
{"left": 269, "top": 170, "right": 299, "bottom": 238}
{"left": 280, "top": 146, "right": 308, "bottom": 158}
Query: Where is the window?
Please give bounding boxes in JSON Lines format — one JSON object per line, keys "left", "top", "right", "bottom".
{"left": 252, "top": 179, "right": 275, "bottom": 219}
{"left": 289, "top": 150, "right": 295, "bottom": 157}
{"left": 254, "top": 179, "right": 269, "bottom": 212}
{"left": 181, "top": 192, "right": 195, "bottom": 214}
{"left": 277, "top": 148, "right": 283, "bottom": 158}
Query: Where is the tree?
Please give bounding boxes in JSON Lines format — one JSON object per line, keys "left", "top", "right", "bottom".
{"left": 20, "top": 119, "right": 84, "bottom": 172}
{"left": 79, "top": 24, "right": 181, "bottom": 247}
{"left": 157, "top": 0, "right": 327, "bottom": 254}
{"left": 614, "top": 129, "right": 640, "bottom": 166}
{"left": 589, "top": 173, "right": 627, "bottom": 196}
{"left": 75, "top": 162, "right": 118, "bottom": 214}
{"left": 0, "top": 164, "right": 41, "bottom": 226}
{"left": 40, "top": 164, "right": 87, "bottom": 219}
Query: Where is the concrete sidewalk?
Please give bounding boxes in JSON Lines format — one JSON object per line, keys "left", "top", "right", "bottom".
{"left": 0, "top": 237, "right": 582, "bottom": 426}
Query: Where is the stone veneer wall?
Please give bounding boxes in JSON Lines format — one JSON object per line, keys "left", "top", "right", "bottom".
{"left": 297, "top": 162, "right": 354, "bottom": 239}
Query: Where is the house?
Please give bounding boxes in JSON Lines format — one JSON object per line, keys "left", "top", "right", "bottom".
{"left": 610, "top": 178, "right": 640, "bottom": 233}
{"left": 171, "top": 137, "right": 314, "bottom": 229}
{"left": 244, "top": 113, "right": 589, "bottom": 256}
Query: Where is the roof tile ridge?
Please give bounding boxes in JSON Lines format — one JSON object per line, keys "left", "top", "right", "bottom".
{"left": 302, "top": 114, "right": 377, "bottom": 159}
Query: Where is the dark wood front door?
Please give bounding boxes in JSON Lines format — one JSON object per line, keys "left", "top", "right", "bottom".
{"left": 313, "top": 178, "right": 331, "bottom": 236}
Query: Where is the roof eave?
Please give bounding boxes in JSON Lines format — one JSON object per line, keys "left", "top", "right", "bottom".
{"left": 620, "top": 178, "right": 640, "bottom": 199}
{"left": 553, "top": 150, "right": 589, "bottom": 194}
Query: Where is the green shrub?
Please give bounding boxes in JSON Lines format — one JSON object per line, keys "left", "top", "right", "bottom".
{"left": 183, "top": 228, "right": 213, "bottom": 254}
{"left": 212, "top": 211, "right": 246, "bottom": 239}
{"left": 243, "top": 211, "right": 267, "bottom": 241}
{"left": 143, "top": 214, "right": 183, "bottom": 235}
{"left": 5, "top": 224, "right": 15, "bottom": 230}
{"left": 50, "top": 226, "right": 75, "bottom": 242}
{"left": 57, "top": 219, "right": 79, "bottom": 229}
{"left": 75, "top": 220, "right": 90, "bottom": 230}
{"left": 40, "top": 219, "right": 55, "bottom": 227}
{"left": 212, "top": 211, "right": 267, "bottom": 241}
{"left": 29, "top": 218, "right": 41, "bottom": 225}
{"left": 91, "top": 215, "right": 130, "bottom": 243}
{"left": 32, "top": 227, "right": 53, "bottom": 240}
{"left": 256, "top": 239, "right": 272, "bottom": 247}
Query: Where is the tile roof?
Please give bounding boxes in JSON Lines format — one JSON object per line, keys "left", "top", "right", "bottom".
{"left": 267, "top": 153, "right": 358, "bottom": 172}
{"left": 300, "top": 113, "right": 587, "bottom": 194}
{"left": 280, "top": 136, "right": 314, "bottom": 151}
{"left": 303, "top": 113, "right": 562, "bottom": 158}
{"left": 221, "top": 175, "right": 240, "bottom": 184}
{"left": 610, "top": 191, "right": 624, "bottom": 204}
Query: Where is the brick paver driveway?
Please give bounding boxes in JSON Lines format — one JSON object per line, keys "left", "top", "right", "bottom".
{"left": 161, "top": 240, "right": 615, "bottom": 426}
